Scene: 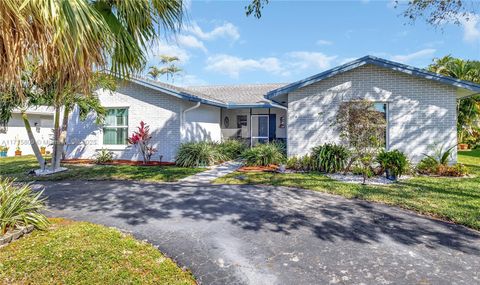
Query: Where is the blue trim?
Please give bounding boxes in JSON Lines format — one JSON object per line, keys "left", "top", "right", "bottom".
{"left": 266, "top": 55, "right": 480, "bottom": 98}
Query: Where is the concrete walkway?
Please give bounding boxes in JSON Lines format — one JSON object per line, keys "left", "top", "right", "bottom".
{"left": 37, "top": 180, "right": 480, "bottom": 285}
{"left": 178, "top": 160, "right": 243, "bottom": 183}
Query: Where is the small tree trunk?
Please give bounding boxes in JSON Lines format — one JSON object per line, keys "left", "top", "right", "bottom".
{"left": 21, "top": 111, "right": 46, "bottom": 170}
{"left": 52, "top": 105, "right": 71, "bottom": 170}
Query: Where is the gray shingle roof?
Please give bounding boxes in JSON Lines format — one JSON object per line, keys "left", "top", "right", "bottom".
{"left": 186, "top": 83, "right": 286, "bottom": 104}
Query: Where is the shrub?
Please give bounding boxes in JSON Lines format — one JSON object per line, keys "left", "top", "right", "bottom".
{"left": 286, "top": 156, "right": 300, "bottom": 170}
{"left": 216, "top": 140, "right": 247, "bottom": 160}
{"left": 416, "top": 144, "right": 466, "bottom": 176}
{"left": 311, "top": 143, "right": 350, "bottom": 173}
{"left": 94, "top": 148, "right": 114, "bottom": 164}
{"left": 128, "top": 121, "right": 157, "bottom": 164}
{"left": 436, "top": 164, "right": 469, "bottom": 177}
{"left": 376, "top": 149, "right": 409, "bottom": 177}
{"left": 242, "top": 143, "right": 286, "bottom": 166}
{"left": 176, "top": 142, "right": 225, "bottom": 167}
{"left": 0, "top": 178, "right": 49, "bottom": 235}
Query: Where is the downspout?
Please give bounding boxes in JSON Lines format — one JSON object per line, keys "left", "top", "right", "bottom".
{"left": 181, "top": 102, "right": 201, "bottom": 142}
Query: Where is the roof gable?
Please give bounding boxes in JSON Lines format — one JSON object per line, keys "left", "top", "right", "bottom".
{"left": 266, "top": 55, "right": 480, "bottom": 99}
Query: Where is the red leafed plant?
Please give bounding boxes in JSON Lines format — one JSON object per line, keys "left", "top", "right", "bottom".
{"left": 128, "top": 121, "right": 157, "bottom": 163}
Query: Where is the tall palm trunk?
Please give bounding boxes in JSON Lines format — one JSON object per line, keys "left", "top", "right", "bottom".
{"left": 51, "top": 105, "right": 61, "bottom": 171}
{"left": 21, "top": 111, "right": 46, "bottom": 170}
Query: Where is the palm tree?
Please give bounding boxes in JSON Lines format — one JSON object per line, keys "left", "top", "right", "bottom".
{"left": 157, "top": 55, "right": 183, "bottom": 82}
{"left": 429, "top": 56, "right": 480, "bottom": 144}
{"left": 148, "top": 66, "right": 162, "bottom": 81}
{"left": 1, "top": 0, "right": 184, "bottom": 171}
{"left": 0, "top": 0, "right": 184, "bottom": 98}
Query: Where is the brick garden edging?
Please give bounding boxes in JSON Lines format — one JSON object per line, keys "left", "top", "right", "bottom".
{"left": 0, "top": 225, "right": 34, "bottom": 247}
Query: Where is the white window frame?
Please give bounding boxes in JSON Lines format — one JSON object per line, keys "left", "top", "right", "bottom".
{"left": 102, "top": 107, "right": 129, "bottom": 147}
{"left": 250, "top": 114, "right": 269, "bottom": 146}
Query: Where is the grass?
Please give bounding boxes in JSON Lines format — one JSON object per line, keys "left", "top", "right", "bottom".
{"left": 0, "top": 156, "right": 204, "bottom": 182}
{"left": 0, "top": 218, "right": 195, "bottom": 285}
{"left": 214, "top": 150, "right": 480, "bottom": 231}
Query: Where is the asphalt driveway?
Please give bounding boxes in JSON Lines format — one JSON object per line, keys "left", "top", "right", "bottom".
{"left": 36, "top": 181, "right": 480, "bottom": 285}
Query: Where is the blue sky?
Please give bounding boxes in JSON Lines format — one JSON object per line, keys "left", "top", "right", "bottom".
{"left": 146, "top": 0, "right": 480, "bottom": 86}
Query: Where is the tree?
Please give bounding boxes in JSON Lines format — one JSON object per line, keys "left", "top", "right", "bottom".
{"left": 0, "top": 0, "right": 184, "bottom": 98}
{"left": 399, "top": 0, "right": 479, "bottom": 26}
{"left": 1, "top": 0, "right": 184, "bottom": 172}
{"left": 428, "top": 56, "right": 480, "bottom": 145}
{"left": 128, "top": 121, "right": 157, "bottom": 163}
{"left": 148, "top": 55, "right": 183, "bottom": 82}
{"left": 246, "top": 0, "right": 269, "bottom": 18}
{"left": 148, "top": 66, "right": 163, "bottom": 80}
{"left": 335, "top": 100, "right": 386, "bottom": 184}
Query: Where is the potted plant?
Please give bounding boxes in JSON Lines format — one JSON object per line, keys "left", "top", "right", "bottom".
{"left": 0, "top": 146, "right": 8, "bottom": 157}
{"left": 458, "top": 143, "right": 469, "bottom": 150}
{"left": 15, "top": 146, "right": 22, "bottom": 156}
{"left": 376, "top": 149, "right": 409, "bottom": 181}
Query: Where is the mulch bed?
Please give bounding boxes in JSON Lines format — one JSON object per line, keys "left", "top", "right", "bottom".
{"left": 61, "top": 159, "right": 176, "bottom": 167}
{"left": 238, "top": 165, "right": 279, "bottom": 172}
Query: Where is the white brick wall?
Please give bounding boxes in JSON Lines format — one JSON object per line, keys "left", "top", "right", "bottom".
{"left": 287, "top": 64, "right": 458, "bottom": 163}
{"left": 66, "top": 82, "right": 221, "bottom": 162}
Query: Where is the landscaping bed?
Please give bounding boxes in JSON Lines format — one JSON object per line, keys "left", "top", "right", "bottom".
{"left": 0, "top": 218, "right": 196, "bottom": 285}
{"left": 62, "top": 158, "right": 176, "bottom": 166}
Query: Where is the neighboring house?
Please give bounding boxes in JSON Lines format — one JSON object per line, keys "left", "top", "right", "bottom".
{"left": 65, "top": 56, "right": 480, "bottom": 163}
{"left": 0, "top": 106, "right": 54, "bottom": 156}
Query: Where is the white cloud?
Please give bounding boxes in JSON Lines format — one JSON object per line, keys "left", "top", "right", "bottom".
{"left": 205, "top": 51, "right": 338, "bottom": 78}
{"left": 391, "top": 49, "right": 436, "bottom": 63}
{"left": 175, "top": 74, "right": 208, "bottom": 86}
{"left": 286, "top": 52, "right": 337, "bottom": 70}
{"left": 151, "top": 41, "right": 190, "bottom": 64}
{"left": 205, "top": 54, "right": 285, "bottom": 78}
{"left": 316, "top": 39, "right": 333, "bottom": 46}
{"left": 459, "top": 13, "right": 480, "bottom": 42}
{"left": 187, "top": 22, "right": 240, "bottom": 41}
{"left": 177, "top": 35, "right": 207, "bottom": 52}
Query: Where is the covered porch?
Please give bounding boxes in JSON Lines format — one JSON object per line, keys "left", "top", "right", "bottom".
{"left": 220, "top": 107, "right": 287, "bottom": 146}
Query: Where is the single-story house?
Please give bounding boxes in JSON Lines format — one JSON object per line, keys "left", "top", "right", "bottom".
{"left": 0, "top": 106, "right": 54, "bottom": 156}
{"left": 65, "top": 55, "right": 480, "bottom": 163}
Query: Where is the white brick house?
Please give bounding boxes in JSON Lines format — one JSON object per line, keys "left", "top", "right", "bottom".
{"left": 65, "top": 56, "right": 480, "bottom": 163}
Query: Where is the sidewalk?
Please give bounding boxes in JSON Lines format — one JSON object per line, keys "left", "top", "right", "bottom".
{"left": 178, "top": 160, "right": 243, "bottom": 183}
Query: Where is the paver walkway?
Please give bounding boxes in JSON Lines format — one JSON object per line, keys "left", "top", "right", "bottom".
{"left": 178, "top": 160, "right": 243, "bottom": 183}
{"left": 37, "top": 180, "right": 480, "bottom": 285}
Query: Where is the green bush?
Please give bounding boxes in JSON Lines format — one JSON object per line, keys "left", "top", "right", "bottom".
{"left": 94, "top": 148, "right": 114, "bottom": 164}
{"left": 311, "top": 143, "right": 350, "bottom": 173}
{"left": 216, "top": 140, "right": 247, "bottom": 160}
{"left": 286, "top": 155, "right": 314, "bottom": 171}
{"left": 376, "top": 149, "right": 409, "bottom": 177}
{"left": 0, "top": 178, "right": 49, "bottom": 235}
{"left": 242, "top": 143, "right": 286, "bottom": 166}
{"left": 176, "top": 142, "right": 225, "bottom": 167}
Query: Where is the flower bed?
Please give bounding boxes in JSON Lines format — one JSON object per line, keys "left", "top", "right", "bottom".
{"left": 238, "top": 164, "right": 278, "bottom": 172}
{"left": 61, "top": 159, "right": 175, "bottom": 166}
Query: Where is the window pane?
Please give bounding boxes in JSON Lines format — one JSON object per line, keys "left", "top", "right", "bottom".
{"left": 105, "top": 109, "right": 117, "bottom": 126}
{"left": 373, "top": 103, "right": 387, "bottom": 120}
{"left": 116, "top": 109, "right": 127, "bottom": 126}
{"left": 103, "top": 127, "right": 117, "bottom": 144}
{"left": 103, "top": 127, "right": 127, "bottom": 145}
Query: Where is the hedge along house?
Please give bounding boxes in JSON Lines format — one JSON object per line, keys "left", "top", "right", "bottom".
{"left": 65, "top": 55, "right": 480, "bottom": 163}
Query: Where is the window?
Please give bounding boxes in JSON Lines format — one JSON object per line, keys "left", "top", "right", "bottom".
{"left": 237, "top": 115, "right": 247, "bottom": 128}
{"left": 103, "top": 108, "right": 128, "bottom": 145}
{"left": 373, "top": 103, "right": 388, "bottom": 148}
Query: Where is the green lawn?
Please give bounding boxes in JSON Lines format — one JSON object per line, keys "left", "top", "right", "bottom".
{"left": 0, "top": 156, "right": 203, "bottom": 183}
{"left": 0, "top": 218, "right": 195, "bottom": 285}
{"left": 214, "top": 150, "right": 480, "bottom": 231}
